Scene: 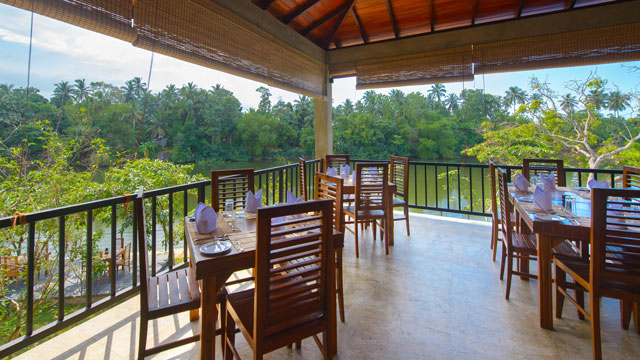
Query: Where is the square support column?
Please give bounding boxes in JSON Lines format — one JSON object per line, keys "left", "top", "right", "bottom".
{"left": 314, "top": 70, "right": 332, "bottom": 160}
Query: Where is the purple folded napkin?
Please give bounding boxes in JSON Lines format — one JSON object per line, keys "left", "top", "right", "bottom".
{"left": 588, "top": 179, "right": 609, "bottom": 189}
{"left": 286, "top": 190, "right": 304, "bottom": 219}
{"left": 326, "top": 167, "right": 336, "bottom": 176}
{"left": 340, "top": 164, "right": 350, "bottom": 178}
{"left": 194, "top": 202, "right": 217, "bottom": 233}
{"left": 514, "top": 173, "right": 530, "bottom": 192}
{"left": 540, "top": 172, "right": 556, "bottom": 191}
{"left": 245, "top": 189, "right": 262, "bottom": 213}
{"left": 533, "top": 186, "right": 552, "bottom": 211}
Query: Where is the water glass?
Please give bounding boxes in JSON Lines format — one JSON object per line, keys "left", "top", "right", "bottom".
{"left": 235, "top": 200, "right": 245, "bottom": 219}
{"left": 224, "top": 199, "right": 234, "bottom": 217}
{"left": 563, "top": 196, "right": 576, "bottom": 215}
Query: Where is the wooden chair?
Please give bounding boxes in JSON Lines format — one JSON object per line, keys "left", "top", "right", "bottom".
{"left": 299, "top": 158, "right": 308, "bottom": 201}
{"left": 135, "top": 187, "right": 201, "bottom": 359}
{"left": 522, "top": 158, "right": 566, "bottom": 187}
{"left": 497, "top": 167, "right": 576, "bottom": 299}
{"left": 623, "top": 165, "right": 640, "bottom": 189}
{"left": 211, "top": 169, "right": 255, "bottom": 212}
{"left": 315, "top": 172, "right": 346, "bottom": 322}
{"left": 344, "top": 163, "right": 389, "bottom": 258}
{"left": 324, "top": 154, "right": 350, "bottom": 176}
{"left": 1, "top": 256, "right": 20, "bottom": 289}
{"left": 390, "top": 156, "right": 410, "bottom": 236}
{"left": 223, "top": 199, "right": 334, "bottom": 360}
{"left": 554, "top": 187, "right": 640, "bottom": 359}
{"left": 116, "top": 242, "right": 131, "bottom": 275}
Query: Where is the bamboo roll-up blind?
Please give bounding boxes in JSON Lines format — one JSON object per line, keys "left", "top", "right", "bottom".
{"left": 0, "top": 0, "right": 136, "bottom": 43}
{"left": 132, "top": 0, "right": 326, "bottom": 98}
{"left": 355, "top": 46, "right": 474, "bottom": 89}
{"left": 474, "top": 23, "right": 640, "bottom": 74}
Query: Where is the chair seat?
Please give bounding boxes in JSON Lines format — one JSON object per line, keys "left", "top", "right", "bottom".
{"left": 344, "top": 205, "right": 385, "bottom": 219}
{"left": 393, "top": 196, "right": 407, "bottom": 206}
{"left": 553, "top": 255, "right": 640, "bottom": 295}
{"left": 512, "top": 233, "right": 537, "bottom": 254}
{"left": 147, "top": 267, "right": 201, "bottom": 317}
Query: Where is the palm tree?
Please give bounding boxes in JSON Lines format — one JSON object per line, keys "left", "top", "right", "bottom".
{"left": 504, "top": 86, "right": 527, "bottom": 113}
{"left": 560, "top": 93, "right": 578, "bottom": 115}
{"left": 444, "top": 93, "right": 460, "bottom": 113}
{"left": 607, "top": 90, "right": 630, "bottom": 118}
{"left": 388, "top": 89, "right": 406, "bottom": 106}
{"left": 73, "top": 79, "right": 90, "bottom": 103}
{"left": 121, "top": 77, "right": 146, "bottom": 103}
{"left": 52, "top": 81, "right": 74, "bottom": 107}
{"left": 428, "top": 83, "right": 446, "bottom": 103}
{"left": 587, "top": 87, "right": 608, "bottom": 110}
{"left": 0, "top": 84, "right": 14, "bottom": 96}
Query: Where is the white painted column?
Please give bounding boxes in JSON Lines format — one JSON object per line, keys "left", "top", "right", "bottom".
{"left": 314, "top": 69, "right": 332, "bottom": 160}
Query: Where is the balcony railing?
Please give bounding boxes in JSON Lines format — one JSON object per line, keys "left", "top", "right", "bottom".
{"left": 0, "top": 158, "right": 622, "bottom": 357}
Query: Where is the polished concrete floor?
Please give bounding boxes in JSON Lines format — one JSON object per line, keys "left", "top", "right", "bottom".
{"left": 16, "top": 213, "right": 640, "bottom": 359}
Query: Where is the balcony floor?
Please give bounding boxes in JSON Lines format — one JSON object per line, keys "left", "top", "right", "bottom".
{"left": 16, "top": 213, "right": 640, "bottom": 359}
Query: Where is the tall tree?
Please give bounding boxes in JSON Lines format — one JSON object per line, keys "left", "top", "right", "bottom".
{"left": 428, "top": 83, "right": 446, "bottom": 103}
{"left": 52, "top": 81, "right": 74, "bottom": 107}
{"left": 504, "top": 86, "right": 527, "bottom": 113}
{"left": 256, "top": 86, "right": 272, "bottom": 114}
{"left": 608, "top": 90, "right": 630, "bottom": 118}
{"left": 444, "top": 93, "right": 460, "bottom": 113}
{"left": 73, "top": 79, "right": 90, "bottom": 103}
{"left": 560, "top": 93, "right": 577, "bottom": 115}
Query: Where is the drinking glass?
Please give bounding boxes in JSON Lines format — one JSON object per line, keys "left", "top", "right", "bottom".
{"left": 224, "top": 199, "right": 234, "bottom": 218}
{"left": 235, "top": 200, "right": 245, "bottom": 219}
{"left": 564, "top": 196, "right": 576, "bottom": 215}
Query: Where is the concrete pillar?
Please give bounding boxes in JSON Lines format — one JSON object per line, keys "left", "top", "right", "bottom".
{"left": 314, "top": 70, "right": 332, "bottom": 160}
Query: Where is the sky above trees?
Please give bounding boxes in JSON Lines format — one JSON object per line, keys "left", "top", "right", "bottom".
{"left": 0, "top": 4, "right": 639, "bottom": 113}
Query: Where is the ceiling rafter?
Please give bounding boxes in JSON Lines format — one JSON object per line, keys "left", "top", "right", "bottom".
{"left": 567, "top": 0, "right": 578, "bottom": 9}
{"left": 428, "top": 0, "right": 435, "bottom": 32}
{"left": 282, "top": 0, "right": 322, "bottom": 25}
{"left": 517, "top": 0, "right": 525, "bottom": 17}
{"left": 471, "top": 0, "right": 478, "bottom": 25}
{"left": 351, "top": 7, "right": 368, "bottom": 44}
{"left": 301, "top": 0, "right": 354, "bottom": 36}
{"left": 260, "top": 0, "right": 276, "bottom": 10}
{"left": 322, "top": 0, "right": 357, "bottom": 49}
{"left": 385, "top": 0, "right": 399, "bottom": 38}
{"left": 334, "top": 38, "right": 342, "bottom": 48}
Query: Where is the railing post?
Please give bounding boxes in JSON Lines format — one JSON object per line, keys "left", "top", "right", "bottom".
{"left": 26, "top": 221, "right": 35, "bottom": 336}
{"left": 168, "top": 193, "right": 174, "bottom": 269}
{"left": 110, "top": 205, "right": 117, "bottom": 297}
{"left": 86, "top": 209, "right": 93, "bottom": 307}
{"left": 58, "top": 215, "right": 65, "bottom": 321}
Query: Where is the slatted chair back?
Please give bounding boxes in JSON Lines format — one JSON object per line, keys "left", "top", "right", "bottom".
{"left": 355, "top": 162, "right": 388, "bottom": 214}
{"left": 497, "top": 167, "right": 514, "bottom": 251}
{"left": 591, "top": 187, "right": 640, "bottom": 287}
{"left": 299, "top": 158, "right": 308, "bottom": 201}
{"left": 623, "top": 165, "right": 640, "bottom": 189}
{"left": 489, "top": 161, "right": 499, "bottom": 222}
{"left": 389, "top": 156, "right": 409, "bottom": 201}
{"left": 211, "top": 169, "right": 255, "bottom": 212}
{"left": 325, "top": 154, "right": 350, "bottom": 175}
{"left": 254, "top": 199, "right": 334, "bottom": 343}
{"left": 314, "top": 173, "right": 345, "bottom": 233}
{"left": 0, "top": 256, "right": 19, "bottom": 278}
{"left": 522, "top": 158, "right": 566, "bottom": 186}
{"left": 135, "top": 188, "right": 152, "bottom": 314}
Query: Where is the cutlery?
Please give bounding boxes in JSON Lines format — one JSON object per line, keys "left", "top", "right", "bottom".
{"left": 234, "top": 240, "right": 244, "bottom": 252}
{"left": 195, "top": 234, "right": 227, "bottom": 243}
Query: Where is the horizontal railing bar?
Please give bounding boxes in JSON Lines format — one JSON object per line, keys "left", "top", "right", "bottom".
{"left": 407, "top": 204, "right": 491, "bottom": 217}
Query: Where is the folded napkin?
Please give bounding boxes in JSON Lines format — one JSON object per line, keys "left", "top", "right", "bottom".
{"left": 588, "top": 179, "right": 609, "bottom": 189}
{"left": 533, "top": 186, "right": 553, "bottom": 211}
{"left": 540, "top": 172, "right": 556, "bottom": 191}
{"left": 244, "top": 189, "right": 262, "bottom": 213}
{"left": 340, "top": 164, "right": 350, "bottom": 178}
{"left": 194, "top": 202, "right": 217, "bottom": 234}
{"left": 287, "top": 190, "right": 303, "bottom": 204}
{"left": 514, "top": 173, "right": 530, "bottom": 192}
{"left": 326, "top": 167, "right": 336, "bottom": 176}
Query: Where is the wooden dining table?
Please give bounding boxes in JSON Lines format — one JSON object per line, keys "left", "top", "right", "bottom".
{"left": 509, "top": 185, "right": 591, "bottom": 330}
{"left": 185, "top": 210, "right": 344, "bottom": 360}
{"left": 340, "top": 176, "right": 397, "bottom": 246}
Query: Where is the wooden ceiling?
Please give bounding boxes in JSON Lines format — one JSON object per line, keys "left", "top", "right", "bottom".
{"left": 251, "top": 0, "right": 624, "bottom": 49}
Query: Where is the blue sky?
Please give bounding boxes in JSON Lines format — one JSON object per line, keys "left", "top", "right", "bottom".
{"left": 1, "top": 3, "right": 638, "bottom": 112}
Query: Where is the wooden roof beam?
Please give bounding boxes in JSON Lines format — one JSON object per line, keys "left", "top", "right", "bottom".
{"left": 517, "top": 0, "right": 525, "bottom": 17}
{"left": 567, "top": 0, "right": 578, "bottom": 9}
{"left": 351, "top": 7, "right": 368, "bottom": 44}
{"left": 282, "top": 0, "right": 322, "bottom": 25}
{"left": 301, "top": 1, "right": 354, "bottom": 36}
{"left": 323, "top": 0, "right": 356, "bottom": 49}
{"left": 428, "top": 0, "right": 435, "bottom": 32}
{"left": 471, "top": 0, "right": 478, "bottom": 25}
{"left": 385, "top": 0, "right": 399, "bottom": 38}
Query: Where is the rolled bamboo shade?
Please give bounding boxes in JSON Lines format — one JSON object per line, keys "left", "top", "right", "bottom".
{"left": 1, "top": 0, "right": 136, "bottom": 42}
{"left": 474, "top": 22, "right": 640, "bottom": 74}
{"left": 355, "top": 46, "right": 474, "bottom": 90}
{"left": 132, "top": 0, "right": 326, "bottom": 98}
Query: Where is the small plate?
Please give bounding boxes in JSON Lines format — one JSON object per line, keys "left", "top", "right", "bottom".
{"left": 534, "top": 214, "right": 567, "bottom": 222}
{"left": 516, "top": 195, "right": 533, "bottom": 202}
{"left": 199, "top": 241, "right": 232, "bottom": 256}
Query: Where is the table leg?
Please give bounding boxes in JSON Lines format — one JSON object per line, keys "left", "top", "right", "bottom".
{"left": 537, "top": 234, "right": 553, "bottom": 330}
{"left": 387, "top": 190, "right": 395, "bottom": 246}
{"left": 201, "top": 277, "right": 217, "bottom": 360}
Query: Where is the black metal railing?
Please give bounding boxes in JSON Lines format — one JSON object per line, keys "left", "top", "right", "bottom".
{"left": 0, "top": 158, "right": 622, "bottom": 356}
